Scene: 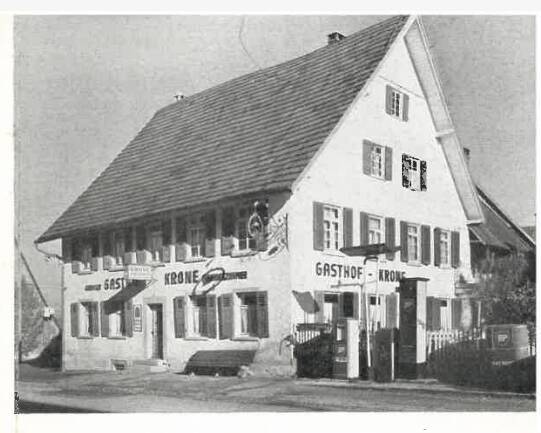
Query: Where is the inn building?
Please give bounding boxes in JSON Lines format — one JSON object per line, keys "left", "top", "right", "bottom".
{"left": 37, "top": 16, "right": 487, "bottom": 374}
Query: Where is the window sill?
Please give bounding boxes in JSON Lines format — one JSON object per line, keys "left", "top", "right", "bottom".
{"left": 230, "top": 250, "right": 257, "bottom": 258}
{"left": 322, "top": 250, "right": 345, "bottom": 257}
{"left": 107, "top": 336, "right": 127, "bottom": 340}
{"left": 231, "top": 336, "right": 259, "bottom": 342}
{"left": 184, "top": 336, "right": 210, "bottom": 341}
{"left": 407, "top": 261, "right": 422, "bottom": 267}
{"left": 77, "top": 270, "right": 93, "bottom": 275}
{"left": 76, "top": 336, "right": 94, "bottom": 340}
{"left": 183, "top": 257, "right": 207, "bottom": 263}
{"left": 107, "top": 266, "right": 125, "bottom": 272}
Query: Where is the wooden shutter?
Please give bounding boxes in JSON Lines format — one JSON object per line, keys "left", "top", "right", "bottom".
{"left": 342, "top": 207, "right": 353, "bottom": 248}
{"left": 421, "top": 225, "right": 431, "bottom": 265}
{"left": 314, "top": 290, "right": 325, "bottom": 323}
{"left": 452, "top": 298, "right": 462, "bottom": 329}
{"left": 385, "top": 217, "right": 396, "bottom": 260}
{"left": 400, "top": 221, "right": 408, "bottom": 262}
{"left": 173, "top": 296, "right": 185, "bottom": 338}
{"left": 433, "top": 228, "right": 441, "bottom": 267}
{"left": 100, "top": 301, "right": 109, "bottom": 338}
{"left": 420, "top": 160, "right": 427, "bottom": 191}
{"left": 352, "top": 292, "right": 360, "bottom": 320}
{"left": 386, "top": 293, "right": 399, "bottom": 329}
{"left": 402, "top": 154, "right": 411, "bottom": 188}
{"left": 70, "top": 303, "right": 79, "bottom": 337}
{"left": 206, "top": 295, "right": 217, "bottom": 338}
{"left": 256, "top": 292, "right": 269, "bottom": 338}
{"left": 384, "top": 146, "right": 393, "bottom": 181}
{"left": 362, "top": 140, "right": 372, "bottom": 175}
{"left": 426, "top": 297, "right": 441, "bottom": 331}
{"left": 313, "top": 202, "right": 324, "bottom": 251}
{"left": 359, "top": 212, "right": 369, "bottom": 246}
{"left": 219, "top": 293, "right": 234, "bottom": 339}
{"left": 402, "top": 93, "right": 409, "bottom": 121}
{"left": 385, "top": 85, "right": 393, "bottom": 115}
{"left": 124, "top": 300, "right": 133, "bottom": 337}
{"left": 90, "top": 302, "right": 100, "bottom": 337}
{"left": 451, "top": 231, "right": 460, "bottom": 268}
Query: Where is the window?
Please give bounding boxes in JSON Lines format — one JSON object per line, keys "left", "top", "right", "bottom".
{"left": 191, "top": 296, "right": 208, "bottom": 336}
{"left": 390, "top": 89, "right": 402, "bottom": 117}
{"left": 385, "top": 85, "right": 409, "bottom": 121}
{"left": 113, "top": 230, "right": 126, "bottom": 265}
{"left": 149, "top": 229, "right": 163, "bottom": 261}
{"left": 108, "top": 303, "right": 126, "bottom": 337}
{"left": 407, "top": 224, "right": 420, "bottom": 263}
{"left": 79, "top": 302, "right": 97, "bottom": 337}
{"left": 439, "top": 230, "right": 451, "bottom": 266}
{"left": 370, "top": 144, "right": 384, "bottom": 178}
{"left": 402, "top": 154, "right": 427, "bottom": 191}
{"left": 323, "top": 205, "right": 341, "bottom": 251}
{"left": 237, "top": 205, "right": 257, "bottom": 251}
{"left": 188, "top": 215, "right": 206, "bottom": 257}
{"left": 368, "top": 215, "right": 385, "bottom": 245}
{"left": 238, "top": 293, "right": 258, "bottom": 336}
{"left": 342, "top": 292, "right": 355, "bottom": 318}
{"left": 322, "top": 293, "right": 340, "bottom": 323}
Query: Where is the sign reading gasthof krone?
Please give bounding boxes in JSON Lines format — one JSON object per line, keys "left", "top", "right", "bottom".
{"left": 125, "top": 264, "right": 153, "bottom": 281}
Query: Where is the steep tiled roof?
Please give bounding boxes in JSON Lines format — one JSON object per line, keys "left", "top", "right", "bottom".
{"left": 469, "top": 187, "right": 535, "bottom": 253}
{"left": 38, "top": 15, "right": 409, "bottom": 242}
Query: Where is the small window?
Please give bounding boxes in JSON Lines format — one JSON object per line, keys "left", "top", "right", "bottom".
{"left": 323, "top": 293, "right": 339, "bottom": 323}
{"left": 439, "top": 230, "right": 451, "bottom": 266}
{"left": 386, "top": 85, "right": 409, "bottom": 121}
{"left": 323, "top": 205, "right": 341, "bottom": 251}
{"left": 149, "top": 228, "right": 163, "bottom": 261}
{"left": 188, "top": 215, "right": 206, "bottom": 257}
{"left": 108, "top": 303, "right": 126, "bottom": 337}
{"left": 79, "top": 302, "right": 96, "bottom": 337}
{"left": 237, "top": 205, "right": 257, "bottom": 251}
{"left": 368, "top": 215, "right": 385, "bottom": 245}
{"left": 191, "top": 296, "right": 208, "bottom": 336}
{"left": 342, "top": 292, "right": 354, "bottom": 318}
{"left": 370, "top": 144, "right": 384, "bottom": 178}
{"left": 113, "top": 230, "right": 126, "bottom": 265}
{"left": 402, "top": 154, "right": 427, "bottom": 191}
{"left": 407, "top": 224, "right": 421, "bottom": 263}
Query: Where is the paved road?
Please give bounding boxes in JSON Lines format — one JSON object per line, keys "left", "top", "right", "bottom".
{"left": 15, "top": 365, "right": 535, "bottom": 413}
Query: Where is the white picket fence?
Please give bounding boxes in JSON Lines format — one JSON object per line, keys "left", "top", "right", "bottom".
{"left": 426, "top": 328, "right": 484, "bottom": 357}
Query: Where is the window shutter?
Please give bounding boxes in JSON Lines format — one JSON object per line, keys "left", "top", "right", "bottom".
{"left": 452, "top": 298, "right": 462, "bottom": 329}
{"left": 426, "top": 297, "right": 441, "bottom": 331}
{"left": 420, "top": 160, "right": 427, "bottom": 191}
{"left": 314, "top": 290, "right": 325, "bottom": 323}
{"left": 384, "top": 146, "right": 393, "bottom": 181}
{"left": 433, "top": 228, "right": 441, "bottom": 267}
{"left": 421, "top": 225, "right": 431, "bottom": 265}
{"left": 256, "top": 292, "right": 269, "bottom": 338}
{"left": 385, "top": 85, "right": 393, "bottom": 115}
{"left": 352, "top": 292, "right": 360, "bottom": 320}
{"left": 206, "top": 295, "right": 217, "bottom": 338}
{"left": 451, "top": 231, "right": 460, "bottom": 268}
{"left": 124, "top": 300, "right": 133, "bottom": 337}
{"left": 100, "top": 301, "right": 109, "bottom": 338}
{"left": 386, "top": 293, "right": 399, "bottom": 329}
{"left": 385, "top": 217, "right": 396, "bottom": 260}
{"left": 402, "top": 93, "right": 409, "bottom": 121}
{"left": 173, "top": 296, "right": 185, "bottom": 338}
{"left": 91, "top": 302, "right": 100, "bottom": 336}
{"left": 70, "top": 303, "right": 79, "bottom": 337}
{"left": 359, "top": 212, "right": 369, "bottom": 246}
{"left": 313, "top": 202, "right": 324, "bottom": 251}
{"left": 362, "top": 140, "right": 372, "bottom": 175}
{"left": 342, "top": 207, "right": 353, "bottom": 248}
{"left": 219, "top": 293, "right": 234, "bottom": 339}
{"left": 360, "top": 293, "right": 368, "bottom": 330}
{"left": 400, "top": 221, "right": 408, "bottom": 262}
{"left": 402, "top": 154, "right": 411, "bottom": 188}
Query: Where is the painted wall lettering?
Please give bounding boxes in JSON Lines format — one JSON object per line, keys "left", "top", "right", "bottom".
{"left": 378, "top": 269, "right": 406, "bottom": 282}
{"left": 103, "top": 277, "right": 126, "bottom": 290}
{"left": 315, "top": 262, "right": 363, "bottom": 280}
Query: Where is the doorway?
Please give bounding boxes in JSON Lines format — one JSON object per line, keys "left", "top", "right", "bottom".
{"left": 148, "top": 304, "right": 164, "bottom": 359}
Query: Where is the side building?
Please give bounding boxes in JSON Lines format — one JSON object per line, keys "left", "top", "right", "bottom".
{"left": 37, "top": 16, "right": 484, "bottom": 374}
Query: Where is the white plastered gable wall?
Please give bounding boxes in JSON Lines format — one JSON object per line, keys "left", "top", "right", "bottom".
{"left": 287, "top": 17, "right": 479, "bottom": 310}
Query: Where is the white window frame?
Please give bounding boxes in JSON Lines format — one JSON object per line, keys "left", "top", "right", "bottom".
{"left": 369, "top": 143, "right": 385, "bottom": 179}
{"left": 439, "top": 230, "right": 451, "bottom": 267}
{"left": 190, "top": 295, "right": 208, "bottom": 337}
{"left": 236, "top": 205, "right": 257, "bottom": 251}
{"left": 407, "top": 223, "right": 421, "bottom": 264}
{"left": 237, "top": 292, "right": 258, "bottom": 337}
{"left": 187, "top": 215, "right": 206, "bottom": 257}
{"left": 403, "top": 155, "right": 422, "bottom": 191}
{"left": 368, "top": 215, "right": 385, "bottom": 245}
{"left": 390, "top": 88, "right": 404, "bottom": 118}
{"left": 323, "top": 205, "right": 342, "bottom": 251}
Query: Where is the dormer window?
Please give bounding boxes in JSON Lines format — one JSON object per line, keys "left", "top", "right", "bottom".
{"left": 385, "top": 85, "right": 409, "bottom": 121}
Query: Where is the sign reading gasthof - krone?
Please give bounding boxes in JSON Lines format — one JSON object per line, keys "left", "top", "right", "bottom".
{"left": 125, "top": 264, "right": 153, "bottom": 281}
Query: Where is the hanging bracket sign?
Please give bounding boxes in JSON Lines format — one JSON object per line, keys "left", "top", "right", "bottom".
{"left": 125, "top": 264, "right": 153, "bottom": 281}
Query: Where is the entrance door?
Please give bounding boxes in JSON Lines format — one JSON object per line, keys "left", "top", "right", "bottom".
{"left": 149, "top": 304, "right": 164, "bottom": 359}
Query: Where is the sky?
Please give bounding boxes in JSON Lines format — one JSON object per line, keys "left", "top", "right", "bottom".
{"left": 14, "top": 15, "right": 535, "bottom": 312}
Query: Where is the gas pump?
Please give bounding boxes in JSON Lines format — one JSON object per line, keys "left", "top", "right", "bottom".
{"left": 332, "top": 318, "right": 359, "bottom": 379}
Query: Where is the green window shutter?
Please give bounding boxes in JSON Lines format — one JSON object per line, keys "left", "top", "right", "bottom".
{"left": 100, "top": 302, "right": 109, "bottom": 338}
{"left": 70, "top": 303, "right": 79, "bottom": 337}
{"left": 173, "top": 296, "right": 185, "bottom": 338}
{"left": 384, "top": 146, "right": 393, "bottom": 181}
{"left": 313, "top": 202, "right": 324, "bottom": 251}
{"left": 256, "top": 291, "right": 269, "bottom": 338}
{"left": 314, "top": 290, "right": 325, "bottom": 323}
{"left": 124, "top": 300, "right": 133, "bottom": 337}
{"left": 342, "top": 207, "right": 353, "bottom": 248}
{"left": 385, "top": 85, "right": 393, "bottom": 115}
{"left": 206, "top": 295, "right": 217, "bottom": 338}
{"left": 385, "top": 217, "right": 396, "bottom": 260}
{"left": 433, "top": 228, "right": 441, "bottom": 267}
{"left": 219, "top": 293, "right": 234, "bottom": 339}
{"left": 91, "top": 302, "right": 100, "bottom": 337}
{"left": 359, "top": 212, "right": 369, "bottom": 246}
{"left": 362, "top": 140, "right": 372, "bottom": 175}
{"left": 421, "top": 225, "right": 431, "bottom": 265}
{"left": 400, "top": 221, "right": 408, "bottom": 262}
{"left": 451, "top": 231, "right": 460, "bottom": 268}
{"left": 402, "top": 93, "right": 409, "bottom": 121}
{"left": 420, "top": 160, "right": 427, "bottom": 191}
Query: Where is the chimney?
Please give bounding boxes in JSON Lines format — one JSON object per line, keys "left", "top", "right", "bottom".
{"left": 327, "top": 32, "right": 346, "bottom": 45}
{"left": 463, "top": 147, "right": 471, "bottom": 165}
{"left": 174, "top": 92, "right": 184, "bottom": 102}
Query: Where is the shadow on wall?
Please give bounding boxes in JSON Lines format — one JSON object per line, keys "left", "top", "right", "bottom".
{"left": 23, "top": 334, "right": 62, "bottom": 369}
